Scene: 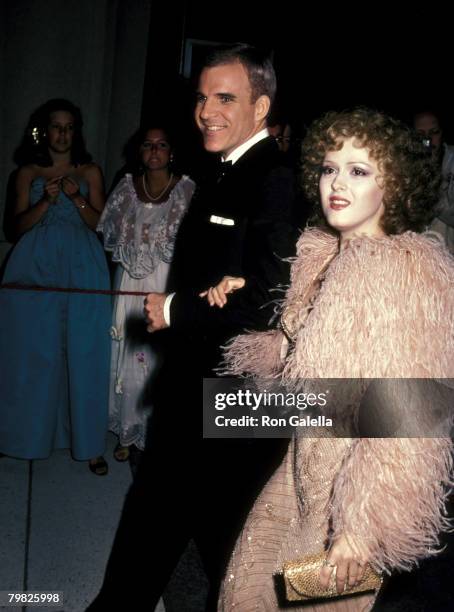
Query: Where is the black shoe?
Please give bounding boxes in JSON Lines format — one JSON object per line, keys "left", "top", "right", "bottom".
{"left": 88, "top": 456, "right": 108, "bottom": 475}
{"left": 113, "top": 443, "right": 130, "bottom": 462}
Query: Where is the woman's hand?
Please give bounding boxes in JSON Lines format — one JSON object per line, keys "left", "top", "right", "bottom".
{"left": 61, "top": 176, "right": 80, "bottom": 199}
{"left": 199, "top": 276, "right": 246, "bottom": 308}
{"left": 44, "top": 176, "right": 62, "bottom": 203}
{"left": 319, "top": 534, "right": 369, "bottom": 594}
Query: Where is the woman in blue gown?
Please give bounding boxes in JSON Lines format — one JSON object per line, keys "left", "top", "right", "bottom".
{"left": 0, "top": 99, "right": 111, "bottom": 474}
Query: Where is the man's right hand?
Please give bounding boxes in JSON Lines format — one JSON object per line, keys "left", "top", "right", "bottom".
{"left": 199, "top": 276, "right": 246, "bottom": 308}
{"left": 144, "top": 292, "right": 169, "bottom": 332}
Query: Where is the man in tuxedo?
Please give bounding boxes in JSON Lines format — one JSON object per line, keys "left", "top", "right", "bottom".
{"left": 88, "top": 44, "right": 299, "bottom": 611}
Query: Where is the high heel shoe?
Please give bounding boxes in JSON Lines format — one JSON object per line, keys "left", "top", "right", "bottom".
{"left": 113, "top": 443, "right": 130, "bottom": 462}
{"left": 88, "top": 456, "right": 108, "bottom": 475}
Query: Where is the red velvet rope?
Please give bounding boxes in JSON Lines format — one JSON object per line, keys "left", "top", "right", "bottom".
{"left": 0, "top": 283, "right": 149, "bottom": 296}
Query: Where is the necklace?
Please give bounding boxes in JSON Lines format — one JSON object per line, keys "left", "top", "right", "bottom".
{"left": 142, "top": 173, "right": 173, "bottom": 202}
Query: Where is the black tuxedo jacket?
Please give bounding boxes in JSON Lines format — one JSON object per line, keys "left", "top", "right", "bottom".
{"left": 167, "top": 136, "right": 298, "bottom": 358}
{"left": 147, "top": 137, "right": 298, "bottom": 587}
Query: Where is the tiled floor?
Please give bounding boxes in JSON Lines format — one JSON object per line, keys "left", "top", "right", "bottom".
{"left": 4, "top": 431, "right": 453, "bottom": 612}
{"left": 0, "top": 433, "right": 167, "bottom": 612}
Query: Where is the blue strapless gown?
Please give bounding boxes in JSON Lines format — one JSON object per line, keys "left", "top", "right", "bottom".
{"left": 0, "top": 178, "right": 111, "bottom": 459}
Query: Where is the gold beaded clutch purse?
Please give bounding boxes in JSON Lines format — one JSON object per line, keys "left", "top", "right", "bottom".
{"left": 283, "top": 551, "right": 382, "bottom": 602}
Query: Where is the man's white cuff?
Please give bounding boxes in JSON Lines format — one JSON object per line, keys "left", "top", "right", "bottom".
{"left": 164, "top": 293, "right": 175, "bottom": 326}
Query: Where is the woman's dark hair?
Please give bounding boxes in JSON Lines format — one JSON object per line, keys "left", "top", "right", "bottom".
{"left": 204, "top": 43, "right": 276, "bottom": 107}
{"left": 301, "top": 107, "right": 441, "bottom": 234}
{"left": 122, "top": 125, "right": 175, "bottom": 176}
{"left": 14, "top": 98, "right": 92, "bottom": 167}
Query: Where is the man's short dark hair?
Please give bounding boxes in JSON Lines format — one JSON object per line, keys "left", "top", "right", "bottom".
{"left": 204, "top": 43, "right": 276, "bottom": 106}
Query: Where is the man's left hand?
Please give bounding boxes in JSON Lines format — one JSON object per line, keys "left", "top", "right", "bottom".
{"left": 144, "top": 292, "right": 168, "bottom": 332}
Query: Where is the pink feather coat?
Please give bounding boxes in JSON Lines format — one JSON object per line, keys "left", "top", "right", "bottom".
{"left": 223, "top": 227, "right": 454, "bottom": 574}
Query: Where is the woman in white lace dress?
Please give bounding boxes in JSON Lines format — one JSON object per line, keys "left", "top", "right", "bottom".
{"left": 98, "top": 126, "right": 195, "bottom": 459}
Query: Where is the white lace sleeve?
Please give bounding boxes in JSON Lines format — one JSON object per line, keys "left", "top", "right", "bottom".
{"left": 98, "top": 174, "right": 195, "bottom": 278}
{"left": 97, "top": 177, "right": 133, "bottom": 250}
{"left": 154, "top": 176, "right": 195, "bottom": 264}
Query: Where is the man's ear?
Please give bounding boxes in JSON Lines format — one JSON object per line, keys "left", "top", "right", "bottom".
{"left": 254, "top": 95, "right": 271, "bottom": 124}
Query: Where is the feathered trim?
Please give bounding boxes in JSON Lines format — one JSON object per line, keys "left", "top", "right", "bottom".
{"left": 330, "top": 437, "right": 454, "bottom": 573}
{"left": 223, "top": 227, "right": 454, "bottom": 380}
{"left": 223, "top": 227, "right": 454, "bottom": 572}
{"left": 282, "top": 229, "right": 454, "bottom": 379}
{"left": 221, "top": 228, "right": 339, "bottom": 377}
{"left": 286, "top": 228, "right": 338, "bottom": 304}
{"left": 220, "top": 329, "right": 285, "bottom": 378}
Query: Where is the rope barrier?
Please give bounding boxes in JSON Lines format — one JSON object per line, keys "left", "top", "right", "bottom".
{"left": 0, "top": 283, "right": 150, "bottom": 297}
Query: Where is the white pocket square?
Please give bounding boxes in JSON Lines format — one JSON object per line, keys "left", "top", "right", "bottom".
{"left": 209, "top": 215, "right": 235, "bottom": 226}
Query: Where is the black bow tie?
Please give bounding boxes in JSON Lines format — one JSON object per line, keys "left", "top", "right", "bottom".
{"left": 215, "top": 159, "right": 233, "bottom": 182}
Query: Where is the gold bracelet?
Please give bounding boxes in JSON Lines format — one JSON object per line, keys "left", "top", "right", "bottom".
{"left": 71, "top": 192, "right": 88, "bottom": 209}
{"left": 78, "top": 201, "right": 87, "bottom": 209}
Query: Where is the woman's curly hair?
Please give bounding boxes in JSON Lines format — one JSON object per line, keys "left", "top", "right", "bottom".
{"left": 301, "top": 107, "right": 441, "bottom": 234}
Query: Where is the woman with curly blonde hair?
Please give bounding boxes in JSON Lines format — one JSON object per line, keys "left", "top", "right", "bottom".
{"left": 202, "top": 108, "right": 453, "bottom": 611}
